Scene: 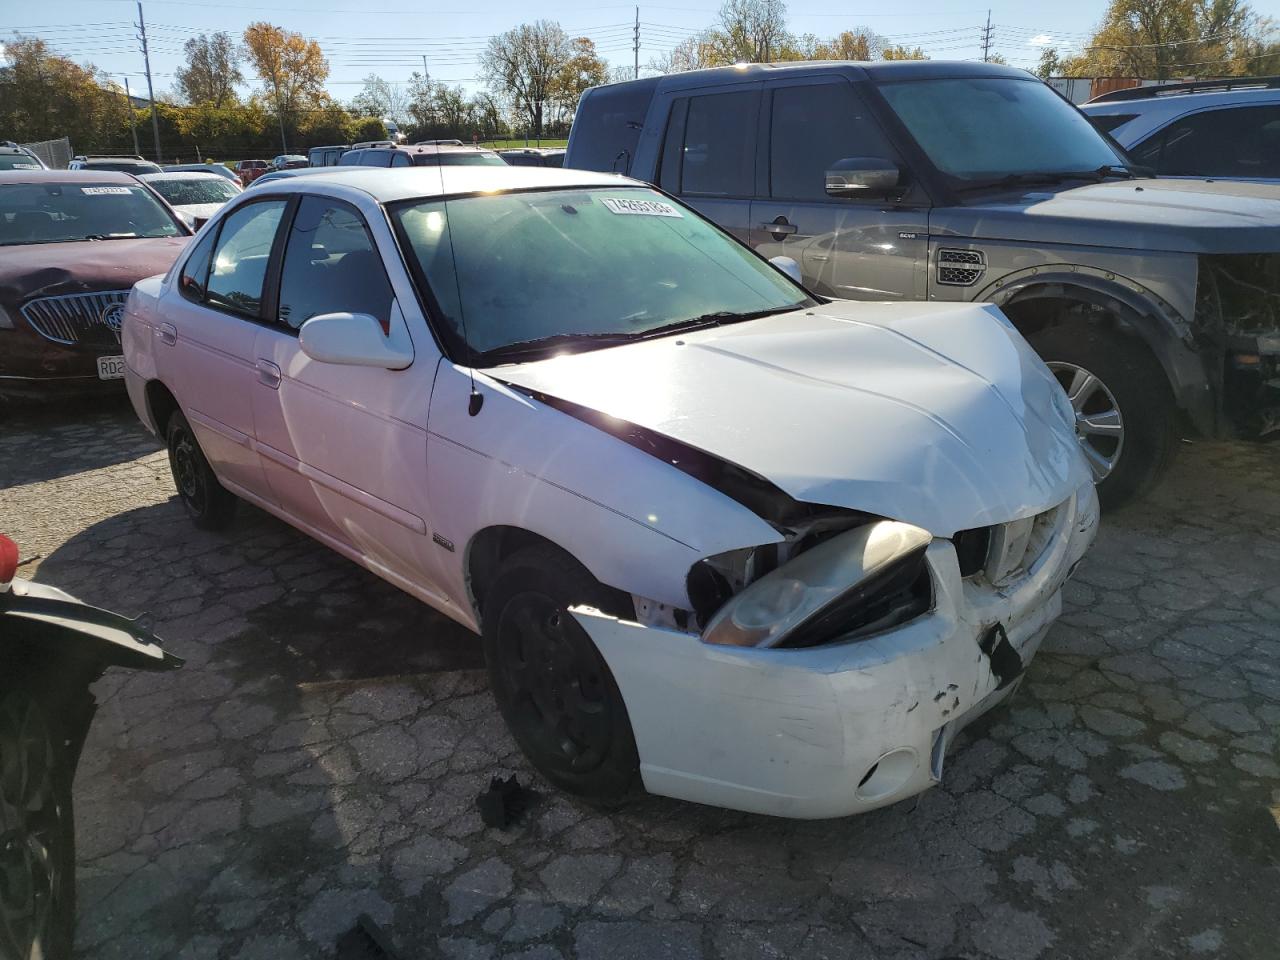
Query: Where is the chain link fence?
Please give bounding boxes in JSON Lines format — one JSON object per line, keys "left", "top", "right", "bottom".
{"left": 19, "top": 137, "right": 74, "bottom": 169}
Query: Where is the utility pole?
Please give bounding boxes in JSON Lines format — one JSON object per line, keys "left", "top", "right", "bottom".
{"left": 633, "top": 7, "right": 640, "bottom": 80}
{"left": 122, "top": 77, "right": 141, "bottom": 156}
{"left": 135, "top": 2, "right": 162, "bottom": 162}
{"left": 421, "top": 54, "right": 429, "bottom": 82}
{"left": 981, "top": 9, "right": 992, "bottom": 62}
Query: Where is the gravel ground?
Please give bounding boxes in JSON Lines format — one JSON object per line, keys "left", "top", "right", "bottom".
{"left": 1, "top": 398, "right": 1277, "bottom": 960}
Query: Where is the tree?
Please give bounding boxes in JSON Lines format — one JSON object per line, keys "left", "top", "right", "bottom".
{"left": 480, "top": 20, "right": 571, "bottom": 139}
{"left": 0, "top": 35, "right": 120, "bottom": 149}
{"left": 242, "top": 22, "right": 329, "bottom": 148}
{"left": 716, "top": 0, "right": 789, "bottom": 62}
{"left": 881, "top": 44, "right": 929, "bottom": 60}
{"left": 351, "top": 73, "right": 410, "bottom": 128}
{"left": 550, "top": 38, "right": 608, "bottom": 124}
{"left": 1036, "top": 46, "right": 1064, "bottom": 78}
{"left": 176, "top": 32, "right": 242, "bottom": 107}
{"left": 806, "top": 28, "right": 883, "bottom": 61}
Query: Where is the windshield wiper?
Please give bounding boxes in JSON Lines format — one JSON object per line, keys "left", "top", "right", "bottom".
{"left": 956, "top": 165, "right": 1150, "bottom": 194}
{"left": 475, "top": 304, "right": 806, "bottom": 365}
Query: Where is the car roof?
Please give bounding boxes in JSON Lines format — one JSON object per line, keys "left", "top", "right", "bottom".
{"left": 356, "top": 144, "right": 498, "bottom": 156}
{"left": 250, "top": 165, "right": 631, "bottom": 202}
{"left": 0, "top": 169, "right": 140, "bottom": 185}
{"left": 138, "top": 171, "right": 232, "bottom": 180}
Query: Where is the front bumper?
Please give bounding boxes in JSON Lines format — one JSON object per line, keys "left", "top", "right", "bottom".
{"left": 573, "top": 480, "right": 1098, "bottom": 819}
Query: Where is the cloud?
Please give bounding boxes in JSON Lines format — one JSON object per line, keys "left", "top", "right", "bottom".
{"left": 1028, "top": 34, "right": 1053, "bottom": 46}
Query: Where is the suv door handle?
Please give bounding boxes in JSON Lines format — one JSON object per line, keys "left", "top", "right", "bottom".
{"left": 256, "top": 359, "right": 281, "bottom": 389}
{"left": 761, "top": 217, "right": 798, "bottom": 236}
{"left": 157, "top": 322, "right": 177, "bottom": 346}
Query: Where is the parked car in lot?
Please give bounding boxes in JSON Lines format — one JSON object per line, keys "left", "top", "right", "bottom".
{"left": 163, "top": 161, "right": 241, "bottom": 184}
{"left": 271, "top": 154, "right": 308, "bottom": 171}
{"left": 0, "top": 141, "right": 48, "bottom": 171}
{"left": 0, "top": 170, "right": 190, "bottom": 398}
{"left": 246, "top": 167, "right": 368, "bottom": 189}
{"left": 139, "top": 171, "right": 241, "bottom": 228}
{"left": 567, "top": 61, "right": 1280, "bottom": 507}
{"left": 234, "top": 159, "right": 270, "bottom": 187}
{"left": 308, "top": 144, "right": 349, "bottom": 166}
{"left": 1, "top": 532, "right": 180, "bottom": 959}
{"left": 338, "top": 144, "right": 506, "bottom": 167}
{"left": 499, "top": 147, "right": 566, "bottom": 168}
{"left": 67, "top": 155, "right": 162, "bottom": 175}
{"left": 121, "top": 166, "right": 1097, "bottom": 818}
{"left": 1081, "top": 77, "right": 1280, "bottom": 182}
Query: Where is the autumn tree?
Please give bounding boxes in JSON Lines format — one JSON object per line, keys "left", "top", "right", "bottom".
{"left": 0, "top": 35, "right": 121, "bottom": 148}
{"left": 1037, "top": 46, "right": 1064, "bottom": 78}
{"left": 242, "top": 22, "right": 329, "bottom": 149}
{"left": 550, "top": 38, "right": 608, "bottom": 124}
{"left": 176, "top": 32, "right": 242, "bottom": 107}
{"left": 480, "top": 20, "right": 571, "bottom": 139}
{"left": 881, "top": 44, "right": 929, "bottom": 60}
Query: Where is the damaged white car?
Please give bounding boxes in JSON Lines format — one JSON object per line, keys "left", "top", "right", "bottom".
{"left": 122, "top": 167, "right": 1098, "bottom": 818}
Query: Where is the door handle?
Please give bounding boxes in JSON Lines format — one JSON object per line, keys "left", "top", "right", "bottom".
{"left": 256, "top": 359, "right": 281, "bottom": 389}
{"left": 157, "top": 322, "right": 177, "bottom": 346}
{"left": 761, "top": 217, "right": 798, "bottom": 237}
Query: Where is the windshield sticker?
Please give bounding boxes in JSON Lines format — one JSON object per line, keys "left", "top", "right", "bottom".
{"left": 11, "top": 163, "right": 39, "bottom": 170}
{"left": 81, "top": 186, "right": 133, "bottom": 195}
{"left": 600, "top": 197, "right": 683, "bottom": 218}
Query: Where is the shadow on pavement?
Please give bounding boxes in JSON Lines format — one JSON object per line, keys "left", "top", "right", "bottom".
{"left": 0, "top": 395, "right": 160, "bottom": 487}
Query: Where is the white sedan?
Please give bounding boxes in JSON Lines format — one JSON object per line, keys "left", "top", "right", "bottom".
{"left": 121, "top": 167, "right": 1098, "bottom": 818}
{"left": 138, "top": 170, "right": 241, "bottom": 228}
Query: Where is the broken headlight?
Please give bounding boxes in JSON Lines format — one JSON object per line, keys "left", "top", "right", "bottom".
{"left": 700, "top": 521, "right": 933, "bottom": 649}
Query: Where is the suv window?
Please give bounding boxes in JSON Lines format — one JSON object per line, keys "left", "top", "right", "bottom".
{"left": 1136, "top": 105, "right": 1280, "bottom": 179}
{"left": 276, "top": 197, "right": 394, "bottom": 331}
{"left": 770, "top": 82, "right": 895, "bottom": 201}
{"left": 338, "top": 150, "right": 365, "bottom": 166}
{"left": 392, "top": 151, "right": 412, "bottom": 168}
{"left": 669, "top": 91, "right": 758, "bottom": 197}
{"left": 205, "top": 200, "right": 287, "bottom": 317}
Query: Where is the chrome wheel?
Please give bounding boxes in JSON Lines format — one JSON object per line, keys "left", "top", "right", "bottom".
{"left": 1048, "top": 361, "right": 1125, "bottom": 481}
{"left": 0, "top": 690, "right": 65, "bottom": 960}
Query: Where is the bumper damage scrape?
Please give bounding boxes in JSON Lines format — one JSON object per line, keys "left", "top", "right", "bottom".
{"left": 571, "top": 481, "right": 1098, "bottom": 819}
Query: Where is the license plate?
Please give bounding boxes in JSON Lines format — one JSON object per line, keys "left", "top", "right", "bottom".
{"left": 97, "top": 355, "right": 126, "bottom": 380}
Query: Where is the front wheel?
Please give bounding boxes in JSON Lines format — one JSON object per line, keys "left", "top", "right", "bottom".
{"left": 481, "top": 547, "right": 639, "bottom": 799}
{"left": 1028, "top": 324, "right": 1177, "bottom": 510}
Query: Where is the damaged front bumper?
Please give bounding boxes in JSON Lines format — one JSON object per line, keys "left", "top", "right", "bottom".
{"left": 572, "top": 480, "right": 1098, "bottom": 819}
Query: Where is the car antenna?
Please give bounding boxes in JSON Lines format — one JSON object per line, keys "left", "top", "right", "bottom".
{"left": 435, "top": 155, "right": 483, "bottom": 416}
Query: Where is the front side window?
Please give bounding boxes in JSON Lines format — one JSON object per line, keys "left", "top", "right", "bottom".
{"left": 392, "top": 186, "right": 811, "bottom": 364}
{"left": 179, "top": 227, "right": 218, "bottom": 301}
{"left": 770, "top": 83, "right": 896, "bottom": 201}
{"left": 205, "top": 200, "right": 287, "bottom": 317}
{"left": 672, "top": 91, "right": 758, "bottom": 197}
{"left": 148, "top": 177, "right": 240, "bottom": 206}
{"left": 276, "top": 197, "right": 393, "bottom": 331}
{"left": 1138, "top": 106, "right": 1280, "bottom": 179}
{"left": 0, "top": 182, "right": 183, "bottom": 246}
{"left": 877, "top": 77, "right": 1124, "bottom": 182}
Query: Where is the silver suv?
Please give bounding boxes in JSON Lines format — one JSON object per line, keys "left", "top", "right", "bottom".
{"left": 566, "top": 61, "right": 1280, "bottom": 508}
{"left": 1082, "top": 77, "right": 1280, "bottom": 182}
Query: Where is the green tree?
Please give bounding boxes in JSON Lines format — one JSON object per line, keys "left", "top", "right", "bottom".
{"left": 1037, "top": 46, "right": 1064, "bottom": 78}
{"left": 176, "top": 32, "right": 242, "bottom": 107}
{"left": 0, "top": 35, "right": 121, "bottom": 149}
{"left": 480, "top": 20, "right": 571, "bottom": 139}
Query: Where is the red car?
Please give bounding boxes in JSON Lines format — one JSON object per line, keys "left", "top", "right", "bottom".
{"left": 0, "top": 170, "right": 190, "bottom": 399}
{"left": 234, "top": 159, "right": 269, "bottom": 186}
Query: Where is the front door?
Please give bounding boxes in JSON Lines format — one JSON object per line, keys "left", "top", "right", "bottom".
{"left": 158, "top": 198, "right": 289, "bottom": 498}
{"left": 750, "top": 76, "right": 928, "bottom": 301}
{"left": 249, "top": 194, "right": 446, "bottom": 600}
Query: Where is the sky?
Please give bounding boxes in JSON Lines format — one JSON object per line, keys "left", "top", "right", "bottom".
{"left": 5, "top": 0, "right": 1280, "bottom": 103}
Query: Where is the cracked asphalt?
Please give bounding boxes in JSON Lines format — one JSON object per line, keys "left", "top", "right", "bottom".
{"left": 1, "top": 398, "right": 1277, "bottom": 960}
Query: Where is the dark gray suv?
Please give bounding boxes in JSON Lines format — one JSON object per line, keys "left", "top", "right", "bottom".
{"left": 567, "top": 61, "right": 1280, "bottom": 508}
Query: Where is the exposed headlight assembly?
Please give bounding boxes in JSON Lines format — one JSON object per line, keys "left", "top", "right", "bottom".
{"left": 701, "top": 521, "right": 933, "bottom": 649}
{"left": 0, "top": 305, "right": 15, "bottom": 330}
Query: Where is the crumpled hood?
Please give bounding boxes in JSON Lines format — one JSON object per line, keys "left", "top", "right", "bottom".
{"left": 0, "top": 237, "right": 188, "bottom": 305}
{"left": 489, "top": 301, "right": 1091, "bottom": 537}
{"left": 935, "top": 177, "right": 1280, "bottom": 254}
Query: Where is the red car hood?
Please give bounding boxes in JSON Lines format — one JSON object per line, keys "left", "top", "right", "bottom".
{"left": 0, "top": 236, "right": 188, "bottom": 304}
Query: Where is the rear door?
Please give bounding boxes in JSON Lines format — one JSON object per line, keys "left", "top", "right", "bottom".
{"left": 654, "top": 86, "right": 761, "bottom": 243}
{"left": 751, "top": 75, "right": 928, "bottom": 301}
{"left": 157, "top": 198, "right": 289, "bottom": 499}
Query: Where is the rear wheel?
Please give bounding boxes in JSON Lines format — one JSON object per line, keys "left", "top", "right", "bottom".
{"left": 1028, "top": 323, "right": 1177, "bottom": 510}
{"left": 166, "top": 409, "right": 237, "bottom": 530}
{"left": 481, "top": 547, "right": 639, "bottom": 799}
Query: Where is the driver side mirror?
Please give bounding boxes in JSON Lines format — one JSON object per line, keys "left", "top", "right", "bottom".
{"left": 825, "top": 157, "right": 903, "bottom": 198}
{"left": 298, "top": 312, "right": 413, "bottom": 370}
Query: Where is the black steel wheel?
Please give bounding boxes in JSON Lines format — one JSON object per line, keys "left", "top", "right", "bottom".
{"left": 482, "top": 547, "right": 639, "bottom": 798}
{"left": 0, "top": 687, "right": 75, "bottom": 960}
{"left": 166, "top": 409, "right": 237, "bottom": 530}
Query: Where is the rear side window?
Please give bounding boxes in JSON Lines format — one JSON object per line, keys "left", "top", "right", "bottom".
{"left": 769, "top": 82, "right": 895, "bottom": 201}
{"left": 1088, "top": 113, "right": 1137, "bottom": 135}
{"left": 673, "top": 91, "right": 758, "bottom": 197}
{"left": 276, "top": 197, "right": 393, "bottom": 332}
{"left": 205, "top": 200, "right": 287, "bottom": 317}
{"left": 338, "top": 150, "right": 365, "bottom": 166}
{"left": 1138, "top": 105, "right": 1280, "bottom": 179}
{"left": 567, "top": 82, "right": 657, "bottom": 173}
{"left": 392, "top": 152, "right": 412, "bottom": 167}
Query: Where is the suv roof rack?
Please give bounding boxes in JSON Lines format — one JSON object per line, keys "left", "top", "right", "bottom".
{"left": 352, "top": 140, "right": 397, "bottom": 150}
{"left": 415, "top": 139, "right": 463, "bottom": 146}
{"left": 1090, "top": 75, "right": 1280, "bottom": 103}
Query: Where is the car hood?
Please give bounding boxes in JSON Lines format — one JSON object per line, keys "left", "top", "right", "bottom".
{"left": 0, "top": 236, "right": 188, "bottom": 305}
{"left": 935, "top": 177, "right": 1280, "bottom": 253}
{"left": 488, "top": 301, "right": 1090, "bottom": 537}
{"left": 172, "top": 202, "right": 226, "bottom": 221}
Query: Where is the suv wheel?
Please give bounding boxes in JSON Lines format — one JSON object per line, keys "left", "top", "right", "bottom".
{"left": 166, "top": 410, "right": 237, "bottom": 530}
{"left": 481, "top": 547, "right": 639, "bottom": 799}
{"left": 1029, "top": 324, "right": 1176, "bottom": 510}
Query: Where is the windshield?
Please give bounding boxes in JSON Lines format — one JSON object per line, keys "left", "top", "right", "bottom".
{"left": 0, "top": 182, "right": 183, "bottom": 246}
{"left": 148, "top": 177, "right": 239, "bottom": 206}
{"left": 0, "top": 154, "right": 42, "bottom": 171}
{"left": 417, "top": 153, "right": 507, "bottom": 167}
{"left": 392, "top": 186, "right": 811, "bottom": 363}
{"left": 877, "top": 77, "right": 1125, "bottom": 183}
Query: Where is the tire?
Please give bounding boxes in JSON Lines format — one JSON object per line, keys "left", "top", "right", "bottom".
{"left": 0, "top": 672, "right": 80, "bottom": 960}
{"left": 481, "top": 546, "right": 639, "bottom": 799}
{"left": 166, "top": 409, "right": 237, "bottom": 531}
{"left": 1028, "top": 322, "right": 1177, "bottom": 510}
